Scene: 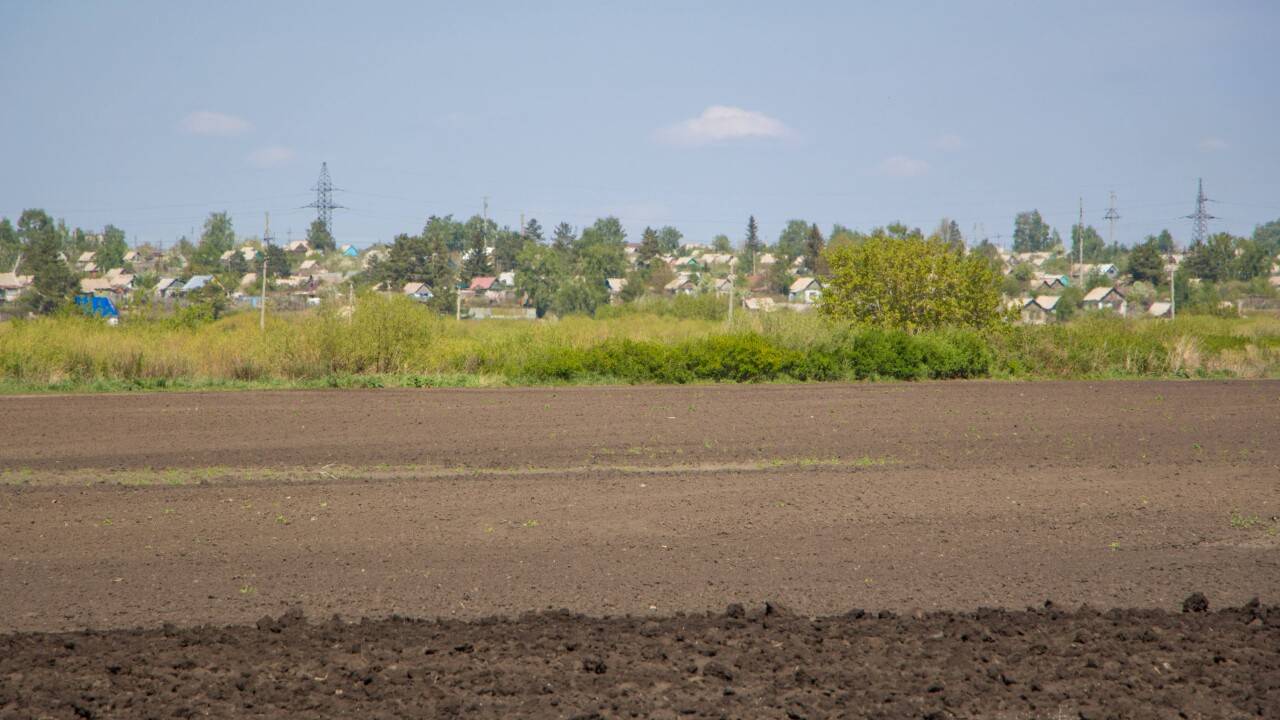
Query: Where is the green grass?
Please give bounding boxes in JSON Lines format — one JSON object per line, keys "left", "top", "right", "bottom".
{"left": 2, "top": 293, "right": 1279, "bottom": 393}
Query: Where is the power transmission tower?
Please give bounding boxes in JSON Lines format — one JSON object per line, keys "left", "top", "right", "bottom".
{"left": 1103, "top": 191, "right": 1120, "bottom": 248}
{"left": 1183, "top": 178, "right": 1215, "bottom": 246}
{"left": 304, "top": 162, "right": 344, "bottom": 234}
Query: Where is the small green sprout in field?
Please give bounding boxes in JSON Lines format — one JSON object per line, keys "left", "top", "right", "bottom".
{"left": 101, "top": 518, "right": 113, "bottom": 526}
{"left": 162, "top": 508, "right": 174, "bottom": 514}
{"left": 703, "top": 439, "right": 715, "bottom": 449}
{"left": 239, "top": 585, "right": 256, "bottom": 596}
{"left": 521, "top": 519, "right": 539, "bottom": 528}
{"left": 1192, "top": 443, "right": 1202, "bottom": 451}
{"left": 275, "top": 513, "right": 289, "bottom": 525}
{"left": 1229, "top": 510, "right": 1261, "bottom": 530}
{"left": 319, "top": 501, "right": 328, "bottom": 509}
{"left": 1108, "top": 541, "right": 1120, "bottom": 551}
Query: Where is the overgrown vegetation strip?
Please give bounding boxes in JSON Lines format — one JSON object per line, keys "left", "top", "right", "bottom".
{"left": 0, "top": 456, "right": 898, "bottom": 488}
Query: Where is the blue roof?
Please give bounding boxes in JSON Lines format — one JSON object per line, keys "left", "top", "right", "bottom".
{"left": 183, "top": 275, "right": 214, "bottom": 292}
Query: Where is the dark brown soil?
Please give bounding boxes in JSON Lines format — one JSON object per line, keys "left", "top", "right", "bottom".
{"left": 3, "top": 599, "right": 1277, "bottom": 719}
{"left": 2, "top": 381, "right": 1278, "bottom": 717}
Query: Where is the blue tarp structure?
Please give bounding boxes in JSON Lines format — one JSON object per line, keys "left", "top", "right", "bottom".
{"left": 75, "top": 294, "right": 119, "bottom": 319}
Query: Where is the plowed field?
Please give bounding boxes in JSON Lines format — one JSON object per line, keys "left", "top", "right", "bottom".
{"left": 2, "top": 381, "right": 1278, "bottom": 717}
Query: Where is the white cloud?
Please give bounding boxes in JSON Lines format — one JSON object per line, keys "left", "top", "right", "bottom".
{"left": 656, "top": 105, "right": 792, "bottom": 146}
{"left": 934, "top": 133, "right": 966, "bottom": 152}
{"left": 1199, "top": 136, "right": 1228, "bottom": 152}
{"left": 877, "top": 155, "right": 931, "bottom": 178}
{"left": 247, "top": 146, "right": 295, "bottom": 168}
{"left": 181, "top": 110, "right": 251, "bottom": 136}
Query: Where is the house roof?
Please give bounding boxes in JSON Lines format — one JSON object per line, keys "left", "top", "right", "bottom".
{"left": 182, "top": 275, "right": 214, "bottom": 292}
{"left": 403, "top": 281, "right": 432, "bottom": 296}
{"left": 497, "top": 271, "right": 516, "bottom": 286}
{"left": 1083, "top": 286, "right": 1123, "bottom": 303}
{"left": 664, "top": 273, "right": 694, "bottom": 290}
{"left": 77, "top": 251, "right": 96, "bottom": 263}
{"left": 240, "top": 273, "right": 258, "bottom": 288}
{"left": 286, "top": 240, "right": 311, "bottom": 252}
{"left": 789, "top": 277, "right": 820, "bottom": 293}
{"left": 154, "top": 278, "right": 179, "bottom": 292}
{"left": 1033, "top": 295, "right": 1060, "bottom": 311}
{"left": 107, "top": 273, "right": 134, "bottom": 289}
{"left": 79, "top": 278, "right": 113, "bottom": 294}
{"left": 469, "top": 276, "right": 497, "bottom": 291}
{"left": 1148, "top": 301, "right": 1172, "bottom": 317}
{"left": 0, "top": 272, "right": 33, "bottom": 289}
{"left": 606, "top": 277, "right": 627, "bottom": 293}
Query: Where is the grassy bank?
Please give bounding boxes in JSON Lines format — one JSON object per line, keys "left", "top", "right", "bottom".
{"left": 2, "top": 293, "right": 1279, "bottom": 393}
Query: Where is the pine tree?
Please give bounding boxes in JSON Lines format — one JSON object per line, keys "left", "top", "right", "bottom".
{"left": 523, "top": 218, "right": 544, "bottom": 243}
{"left": 19, "top": 209, "right": 77, "bottom": 315}
{"left": 637, "top": 226, "right": 662, "bottom": 269}
{"left": 551, "top": 223, "right": 576, "bottom": 255}
{"left": 306, "top": 218, "right": 336, "bottom": 253}
{"left": 462, "top": 225, "right": 493, "bottom": 281}
{"left": 745, "top": 215, "right": 762, "bottom": 256}
{"left": 802, "top": 223, "right": 827, "bottom": 275}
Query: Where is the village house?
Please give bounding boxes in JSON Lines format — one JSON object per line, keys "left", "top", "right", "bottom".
{"left": 664, "top": 273, "right": 698, "bottom": 296}
{"left": 742, "top": 296, "right": 777, "bottom": 312}
{"left": 1081, "top": 286, "right": 1127, "bottom": 315}
{"left": 1147, "top": 301, "right": 1173, "bottom": 318}
{"left": 154, "top": 278, "right": 181, "bottom": 299}
{"left": 711, "top": 277, "right": 733, "bottom": 296}
{"left": 402, "top": 282, "right": 434, "bottom": 302}
{"left": 0, "top": 272, "right": 33, "bottom": 303}
{"left": 788, "top": 277, "right": 823, "bottom": 304}
{"left": 605, "top": 278, "right": 627, "bottom": 297}
{"left": 285, "top": 240, "right": 311, "bottom": 254}
{"left": 1020, "top": 295, "right": 1060, "bottom": 325}
{"left": 1030, "top": 273, "right": 1069, "bottom": 293}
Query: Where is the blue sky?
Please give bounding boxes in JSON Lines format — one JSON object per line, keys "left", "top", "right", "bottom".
{"left": 1, "top": 1, "right": 1277, "bottom": 249}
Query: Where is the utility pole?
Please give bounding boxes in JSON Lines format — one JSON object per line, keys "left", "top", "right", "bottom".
{"left": 727, "top": 276, "right": 734, "bottom": 324}
{"left": 455, "top": 287, "right": 462, "bottom": 322}
{"left": 1103, "top": 191, "right": 1120, "bottom": 249}
{"left": 1077, "top": 198, "right": 1085, "bottom": 289}
{"left": 260, "top": 212, "right": 272, "bottom": 331}
{"left": 1170, "top": 263, "right": 1176, "bottom": 320}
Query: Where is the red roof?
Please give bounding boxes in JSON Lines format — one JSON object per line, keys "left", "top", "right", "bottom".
{"left": 469, "top": 276, "right": 497, "bottom": 291}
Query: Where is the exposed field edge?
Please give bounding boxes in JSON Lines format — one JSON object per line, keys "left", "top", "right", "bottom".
{"left": 2, "top": 598, "right": 1275, "bottom": 719}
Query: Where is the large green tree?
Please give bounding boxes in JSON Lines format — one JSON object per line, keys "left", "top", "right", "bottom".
{"left": 656, "top": 226, "right": 683, "bottom": 254}
{"left": 774, "top": 219, "right": 809, "bottom": 260}
{"left": 19, "top": 209, "right": 78, "bottom": 314}
{"left": 99, "top": 224, "right": 128, "bottom": 270}
{"left": 802, "top": 223, "right": 827, "bottom": 275}
{"left": 461, "top": 223, "right": 493, "bottom": 281}
{"left": 0, "top": 218, "right": 19, "bottom": 270}
{"left": 637, "top": 227, "right": 662, "bottom": 269}
{"left": 1127, "top": 239, "right": 1166, "bottom": 285}
{"left": 192, "top": 212, "right": 236, "bottom": 273}
{"left": 1012, "top": 211, "right": 1053, "bottom": 253}
{"left": 551, "top": 223, "right": 576, "bottom": 255}
{"left": 515, "top": 242, "right": 566, "bottom": 317}
{"left": 306, "top": 218, "right": 336, "bottom": 253}
{"left": 523, "top": 218, "right": 544, "bottom": 244}
{"left": 744, "top": 215, "right": 764, "bottom": 264}
{"left": 1182, "top": 233, "right": 1236, "bottom": 282}
{"left": 1069, "top": 224, "right": 1105, "bottom": 263}
{"left": 820, "top": 229, "right": 1004, "bottom": 332}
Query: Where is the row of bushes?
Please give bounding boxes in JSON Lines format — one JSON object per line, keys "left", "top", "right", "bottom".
{"left": 517, "top": 329, "right": 993, "bottom": 383}
{"left": 2, "top": 292, "right": 1279, "bottom": 390}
